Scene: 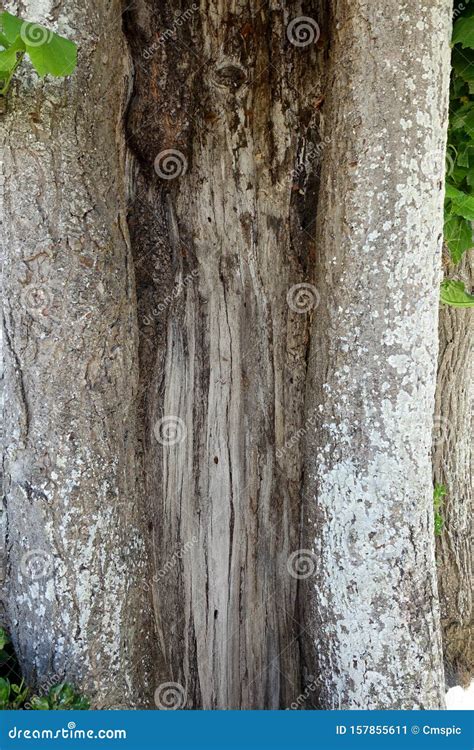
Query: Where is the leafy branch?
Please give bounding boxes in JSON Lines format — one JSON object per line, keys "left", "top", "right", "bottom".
{"left": 442, "top": 4, "right": 474, "bottom": 307}
{"left": 0, "top": 10, "right": 77, "bottom": 97}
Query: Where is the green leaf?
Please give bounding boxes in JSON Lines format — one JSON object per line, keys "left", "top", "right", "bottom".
{"left": 453, "top": 17, "right": 474, "bottom": 49}
{"left": 445, "top": 182, "right": 474, "bottom": 219}
{"left": 0, "top": 37, "right": 25, "bottom": 73}
{"left": 55, "top": 683, "right": 75, "bottom": 705}
{"left": 444, "top": 213, "right": 473, "bottom": 263}
{"left": 26, "top": 33, "right": 77, "bottom": 77}
{"left": 451, "top": 165, "right": 469, "bottom": 184}
{"left": 450, "top": 103, "right": 474, "bottom": 133}
{"left": 456, "top": 142, "right": 474, "bottom": 167}
{"left": 446, "top": 182, "right": 466, "bottom": 200}
{"left": 453, "top": 15, "right": 474, "bottom": 49}
{"left": 30, "top": 695, "right": 50, "bottom": 710}
{"left": 0, "top": 678, "right": 10, "bottom": 705}
{"left": 12, "top": 691, "right": 28, "bottom": 708}
{"left": 0, "top": 12, "right": 24, "bottom": 45}
{"left": 440, "top": 279, "right": 474, "bottom": 307}
{"left": 30, "top": 683, "right": 90, "bottom": 710}
{"left": 466, "top": 167, "right": 474, "bottom": 187}
{"left": 0, "top": 11, "right": 77, "bottom": 78}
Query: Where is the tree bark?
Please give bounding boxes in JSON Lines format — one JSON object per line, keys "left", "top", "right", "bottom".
{"left": 434, "top": 249, "right": 473, "bottom": 688}
{"left": 301, "top": 0, "right": 452, "bottom": 709}
{"left": 0, "top": 0, "right": 157, "bottom": 706}
{"left": 124, "top": 0, "right": 326, "bottom": 708}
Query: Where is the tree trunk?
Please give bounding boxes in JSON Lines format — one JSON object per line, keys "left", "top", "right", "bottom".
{"left": 124, "top": 0, "right": 326, "bottom": 708}
{"left": 0, "top": 0, "right": 157, "bottom": 707}
{"left": 434, "top": 249, "right": 473, "bottom": 689}
{"left": 0, "top": 0, "right": 460, "bottom": 712}
{"left": 301, "top": 0, "right": 452, "bottom": 709}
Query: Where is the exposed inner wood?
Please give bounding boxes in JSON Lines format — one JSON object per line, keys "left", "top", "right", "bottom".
{"left": 124, "top": 0, "right": 326, "bottom": 708}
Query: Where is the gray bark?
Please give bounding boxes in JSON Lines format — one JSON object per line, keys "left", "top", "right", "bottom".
{"left": 301, "top": 0, "right": 452, "bottom": 709}
{"left": 434, "top": 249, "right": 473, "bottom": 688}
{"left": 124, "top": 0, "right": 326, "bottom": 709}
{"left": 0, "top": 0, "right": 157, "bottom": 707}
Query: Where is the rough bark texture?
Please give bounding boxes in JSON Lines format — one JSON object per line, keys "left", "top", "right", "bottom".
{"left": 434, "top": 249, "right": 473, "bottom": 689}
{"left": 0, "top": 0, "right": 157, "bottom": 706}
{"left": 124, "top": 0, "right": 326, "bottom": 708}
{"left": 301, "top": 0, "right": 452, "bottom": 709}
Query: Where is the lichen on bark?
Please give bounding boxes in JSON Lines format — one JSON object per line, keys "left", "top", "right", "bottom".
{"left": 301, "top": 0, "right": 452, "bottom": 710}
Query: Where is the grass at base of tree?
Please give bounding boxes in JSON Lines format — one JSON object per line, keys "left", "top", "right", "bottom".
{"left": 0, "top": 628, "right": 89, "bottom": 710}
